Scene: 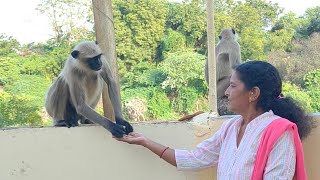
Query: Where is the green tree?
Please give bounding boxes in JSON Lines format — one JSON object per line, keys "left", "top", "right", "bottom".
{"left": 166, "top": 0, "right": 207, "bottom": 52}
{"left": 282, "top": 82, "right": 313, "bottom": 113}
{"left": 214, "top": 0, "right": 283, "bottom": 60}
{"left": 268, "top": 32, "right": 320, "bottom": 85}
{"left": 0, "top": 34, "right": 20, "bottom": 56}
{"left": 37, "top": 0, "right": 93, "bottom": 45}
{"left": 121, "top": 87, "right": 176, "bottom": 120}
{"left": 238, "top": 26, "right": 266, "bottom": 60}
{"left": 267, "top": 12, "right": 299, "bottom": 51}
{"left": 304, "top": 70, "right": 320, "bottom": 112}
{"left": 113, "top": 0, "right": 168, "bottom": 68}
{"left": 5, "top": 75, "right": 51, "bottom": 107}
{"left": 120, "top": 62, "right": 166, "bottom": 89}
{"left": 159, "top": 51, "right": 206, "bottom": 91}
{"left": 304, "top": 69, "right": 320, "bottom": 89}
{"left": 42, "top": 42, "right": 74, "bottom": 80}
{"left": 297, "top": 6, "right": 320, "bottom": 37}
{"left": 0, "top": 56, "right": 21, "bottom": 86}
{"left": 230, "top": 1, "right": 277, "bottom": 60}
{"left": 245, "top": 0, "right": 283, "bottom": 27}
{"left": 172, "top": 86, "right": 200, "bottom": 114}
{"left": 0, "top": 92, "right": 43, "bottom": 127}
{"left": 156, "top": 28, "right": 186, "bottom": 61}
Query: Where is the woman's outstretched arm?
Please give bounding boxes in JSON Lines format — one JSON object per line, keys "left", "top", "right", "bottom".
{"left": 114, "top": 132, "right": 177, "bottom": 166}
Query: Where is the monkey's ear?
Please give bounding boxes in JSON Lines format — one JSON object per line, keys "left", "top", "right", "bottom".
{"left": 231, "top": 29, "right": 236, "bottom": 34}
{"left": 71, "top": 50, "right": 80, "bottom": 59}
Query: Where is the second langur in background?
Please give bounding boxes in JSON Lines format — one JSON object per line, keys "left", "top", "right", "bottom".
{"left": 45, "top": 41, "right": 133, "bottom": 138}
{"left": 205, "top": 28, "right": 241, "bottom": 100}
{"left": 205, "top": 29, "right": 242, "bottom": 115}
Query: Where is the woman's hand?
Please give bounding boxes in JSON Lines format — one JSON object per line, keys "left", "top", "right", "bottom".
{"left": 114, "top": 132, "right": 177, "bottom": 166}
{"left": 113, "top": 132, "right": 148, "bottom": 146}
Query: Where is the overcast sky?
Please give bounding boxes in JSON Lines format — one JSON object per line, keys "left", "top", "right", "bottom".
{"left": 1, "top": 0, "right": 319, "bottom": 44}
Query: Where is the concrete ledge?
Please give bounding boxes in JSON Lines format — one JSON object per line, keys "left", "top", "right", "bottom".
{"left": 0, "top": 114, "right": 319, "bottom": 180}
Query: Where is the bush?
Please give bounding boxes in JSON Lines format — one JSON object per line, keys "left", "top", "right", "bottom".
{"left": 135, "top": 68, "right": 167, "bottom": 87}
{"left": 268, "top": 33, "right": 320, "bottom": 86}
{"left": 172, "top": 87, "right": 199, "bottom": 114}
{"left": 5, "top": 75, "right": 52, "bottom": 107}
{"left": 304, "top": 69, "right": 320, "bottom": 89}
{"left": 120, "top": 62, "right": 167, "bottom": 89}
{"left": 304, "top": 70, "right": 320, "bottom": 112}
{"left": 160, "top": 51, "right": 206, "bottom": 91}
{"left": 282, "top": 82, "right": 313, "bottom": 113}
{"left": 0, "top": 92, "right": 43, "bottom": 127}
{"left": 121, "top": 87, "right": 176, "bottom": 120}
{"left": 306, "top": 88, "right": 320, "bottom": 113}
{"left": 0, "top": 56, "right": 21, "bottom": 85}
{"left": 156, "top": 29, "right": 186, "bottom": 61}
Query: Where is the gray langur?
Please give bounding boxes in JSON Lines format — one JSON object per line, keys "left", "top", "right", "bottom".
{"left": 205, "top": 28, "right": 241, "bottom": 99}
{"left": 45, "top": 41, "right": 133, "bottom": 138}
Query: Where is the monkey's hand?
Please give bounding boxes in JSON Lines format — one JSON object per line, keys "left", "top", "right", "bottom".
{"left": 115, "top": 117, "right": 134, "bottom": 135}
{"left": 110, "top": 122, "right": 128, "bottom": 138}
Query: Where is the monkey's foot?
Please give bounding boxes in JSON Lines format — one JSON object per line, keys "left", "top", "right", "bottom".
{"left": 54, "top": 120, "right": 68, "bottom": 127}
{"left": 55, "top": 120, "right": 78, "bottom": 128}
{"left": 80, "top": 118, "right": 94, "bottom": 124}
{"left": 115, "top": 117, "right": 134, "bottom": 135}
{"left": 66, "top": 120, "right": 79, "bottom": 128}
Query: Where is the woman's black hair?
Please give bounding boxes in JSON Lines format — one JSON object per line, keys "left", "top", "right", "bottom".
{"left": 235, "top": 60, "right": 314, "bottom": 140}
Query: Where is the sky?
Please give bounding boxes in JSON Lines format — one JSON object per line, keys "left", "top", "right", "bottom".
{"left": 0, "top": 0, "right": 52, "bottom": 44}
{"left": 1, "top": 0, "right": 320, "bottom": 45}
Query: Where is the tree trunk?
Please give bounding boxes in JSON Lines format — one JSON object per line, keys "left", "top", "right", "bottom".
{"left": 206, "top": 0, "right": 218, "bottom": 115}
{"left": 92, "top": 0, "right": 120, "bottom": 121}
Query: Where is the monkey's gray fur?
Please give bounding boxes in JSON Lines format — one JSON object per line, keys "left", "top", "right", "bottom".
{"left": 205, "top": 28, "right": 241, "bottom": 99}
{"left": 45, "top": 41, "right": 133, "bottom": 137}
{"left": 205, "top": 29, "right": 241, "bottom": 115}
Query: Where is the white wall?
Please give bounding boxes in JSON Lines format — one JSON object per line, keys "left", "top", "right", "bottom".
{"left": 0, "top": 114, "right": 319, "bottom": 180}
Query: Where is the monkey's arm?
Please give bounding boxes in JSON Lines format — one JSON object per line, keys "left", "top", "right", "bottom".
{"left": 100, "top": 62, "right": 123, "bottom": 119}
{"left": 205, "top": 45, "right": 222, "bottom": 85}
{"left": 69, "top": 80, "right": 126, "bottom": 137}
{"left": 228, "top": 48, "right": 241, "bottom": 69}
{"left": 100, "top": 63, "right": 134, "bottom": 134}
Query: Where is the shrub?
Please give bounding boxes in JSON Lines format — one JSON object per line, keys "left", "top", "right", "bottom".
{"left": 5, "top": 75, "right": 51, "bottom": 107}
{"left": 121, "top": 87, "right": 176, "bottom": 120}
{"left": 172, "top": 87, "right": 199, "bottom": 114}
{"left": 0, "top": 92, "right": 43, "bottom": 127}
{"left": 282, "top": 82, "right": 313, "bottom": 113}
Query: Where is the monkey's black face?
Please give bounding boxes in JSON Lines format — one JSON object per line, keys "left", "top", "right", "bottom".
{"left": 87, "top": 54, "right": 102, "bottom": 71}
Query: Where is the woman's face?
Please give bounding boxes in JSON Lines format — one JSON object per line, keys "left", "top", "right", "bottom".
{"left": 225, "top": 71, "right": 251, "bottom": 114}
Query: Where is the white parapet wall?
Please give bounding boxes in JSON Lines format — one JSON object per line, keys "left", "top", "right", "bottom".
{"left": 0, "top": 114, "right": 319, "bottom": 180}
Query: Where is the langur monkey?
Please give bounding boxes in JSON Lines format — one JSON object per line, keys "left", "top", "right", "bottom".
{"left": 45, "top": 41, "right": 133, "bottom": 138}
{"left": 205, "top": 28, "right": 241, "bottom": 99}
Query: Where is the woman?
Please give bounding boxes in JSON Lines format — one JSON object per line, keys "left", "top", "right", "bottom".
{"left": 115, "top": 61, "right": 313, "bottom": 179}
